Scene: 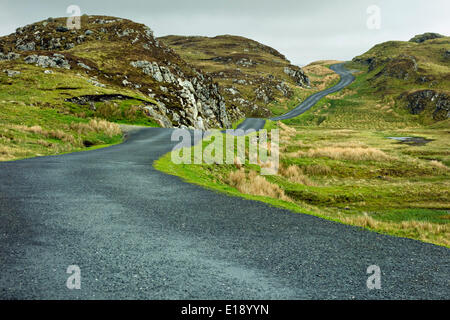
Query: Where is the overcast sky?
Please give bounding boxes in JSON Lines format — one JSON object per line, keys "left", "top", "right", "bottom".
{"left": 1, "top": 0, "right": 448, "bottom": 65}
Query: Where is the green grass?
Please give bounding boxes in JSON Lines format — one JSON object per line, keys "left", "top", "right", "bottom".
{"left": 0, "top": 56, "right": 160, "bottom": 160}
{"left": 154, "top": 149, "right": 321, "bottom": 219}
{"left": 153, "top": 43, "right": 450, "bottom": 246}
{"left": 0, "top": 101, "right": 123, "bottom": 161}
{"left": 154, "top": 125, "right": 449, "bottom": 247}
{"left": 372, "top": 208, "right": 450, "bottom": 224}
{"left": 281, "top": 69, "right": 427, "bottom": 129}
{"left": 282, "top": 36, "right": 450, "bottom": 130}
{"left": 154, "top": 54, "right": 450, "bottom": 248}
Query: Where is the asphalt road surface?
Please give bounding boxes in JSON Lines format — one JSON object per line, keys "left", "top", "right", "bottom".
{"left": 0, "top": 64, "right": 448, "bottom": 299}
{"left": 270, "top": 63, "right": 356, "bottom": 121}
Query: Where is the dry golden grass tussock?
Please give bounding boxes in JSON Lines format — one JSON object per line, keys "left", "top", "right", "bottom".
{"left": 330, "top": 129, "right": 357, "bottom": 136}
{"left": 36, "top": 139, "right": 53, "bottom": 147}
{"left": 300, "top": 146, "right": 392, "bottom": 161}
{"left": 88, "top": 119, "right": 122, "bottom": 137}
{"left": 285, "top": 150, "right": 304, "bottom": 158}
{"left": 303, "top": 64, "right": 334, "bottom": 76}
{"left": 278, "top": 122, "right": 297, "bottom": 144}
{"left": 12, "top": 125, "right": 46, "bottom": 136}
{"left": 11, "top": 125, "right": 77, "bottom": 144}
{"left": 0, "top": 144, "right": 15, "bottom": 160}
{"left": 47, "top": 129, "right": 81, "bottom": 146}
{"left": 70, "top": 122, "right": 92, "bottom": 134}
{"left": 227, "top": 169, "right": 290, "bottom": 201}
{"left": 313, "top": 74, "right": 339, "bottom": 90}
{"left": 233, "top": 156, "right": 243, "bottom": 169}
{"left": 429, "top": 160, "right": 448, "bottom": 171}
{"left": 278, "top": 122, "right": 296, "bottom": 136}
{"left": 71, "top": 119, "right": 121, "bottom": 137}
{"left": 279, "top": 165, "right": 315, "bottom": 186}
{"left": 341, "top": 214, "right": 450, "bottom": 247}
{"left": 24, "top": 125, "right": 46, "bottom": 135}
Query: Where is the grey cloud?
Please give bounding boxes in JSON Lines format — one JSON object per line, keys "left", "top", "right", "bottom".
{"left": 1, "top": 0, "right": 449, "bottom": 65}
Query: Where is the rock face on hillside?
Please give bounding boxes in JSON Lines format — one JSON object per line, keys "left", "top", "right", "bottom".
{"left": 130, "top": 59, "right": 231, "bottom": 129}
{"left": 0, "top": 52, "right": 20, "bottom": 61}
{"left": 409, "top": 33, "right": 445, "bottom": 43}
{"left": 284, "top": 66, "right": 310, "bottom": 87}
{"left": 375, "top": 55, "right": 418, "bottom": 80}
{"left": 403, "top": 90, "right": 449, "bottom": 121}
{"left": 444, "top": 50, "right": 450, "bottom": 60}
{"left": 25, "top": 54, "right": 71, "bottom": 69}
{"left": 0, "top": 16, "right": 241, "bottom": 129}
{"left": 354, "top": 54, "right": 418, "bottom": 80}
{"left": 352, "top": 34, "right": 450, "bottom": 124}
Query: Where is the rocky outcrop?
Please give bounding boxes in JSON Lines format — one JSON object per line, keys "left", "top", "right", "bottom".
{"left": 444, "top": 50, "right": 450, "bottom": 60}
{"left": 236, "top": 58, "right": 257, "bottom": 67}
{"left": 143, "top": 105, "right": 172, "bottom": 128}
{"left": 131, "top": 59, "right": 233, "bottom": 129}
{"left": 409, "top": 33, "right": 445, "bottom": 43}
{"left": 276, "top": 81, "right": 293, "bottom": 98}
{"left": 403, "top": 90, "right": 449, "bottom": 121}
{"left": 231, "top": 97, "right": 270, "bottom": 118}
{"left": 16, "top": 41, "right": 36, "bottom": 51}
{"left": 0, "top": 52, "right": 20, "bottom": 61}
{"left": 24, "top": 53, "right": 70, "bottom": 69}
{"left": 3, "top": 69, "right": 21, "bottom": 77}
{"left": 284, "top": 66, "right": 310, "bottom": 87}
{"left": 374, "top": 55, "right": 418, "bottom": 80}
{"left": 352, "top": 56, "right": 380, "bottom": 72}
{"left": 255, "top": 85, "right": 274, "bottom": 104}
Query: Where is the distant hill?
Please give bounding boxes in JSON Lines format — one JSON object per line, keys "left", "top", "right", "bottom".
{"left": 0, "top": 16, "right": 243, "bottom": 131}
{"left": 351, "top": 33, "right": 449, "bottom": 124}
{"left": 409, "top": 32, "right": 445, "bottom": 43}
{"left": 159, "top": 35, "right": 310, "bottom": 117}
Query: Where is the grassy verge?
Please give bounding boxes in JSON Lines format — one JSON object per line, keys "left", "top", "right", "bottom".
{"left": 154, "top": 122, "right": 449, "bottom": 247}
{"left": 0, "top": 102, "right": 123, "bottom": 161}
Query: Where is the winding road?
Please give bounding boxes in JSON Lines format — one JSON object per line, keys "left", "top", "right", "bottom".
{"left": 0, "top": 64, "right": 448, "bottom": 299}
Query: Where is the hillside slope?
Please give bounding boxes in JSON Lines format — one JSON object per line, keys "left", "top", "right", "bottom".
{"left": 279, "top": 33, "right": 449, "bottom": 130}
{"left": 0, "top": 16, "right": 242, "bottom": 133}
{"left": 156, "top": 35, "right": 449, "bottom": 247}
{"left": 351, "top": 33, "right": 449, "bottom": 124}
{"left": 159, "top": 35, "right": 310, "bottom": 117}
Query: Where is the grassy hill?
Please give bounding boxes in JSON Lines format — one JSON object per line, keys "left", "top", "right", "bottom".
{"left": 159, "top": 35, "right": 312, "bottom": 118}
{"left": 0, "top": 16, "right": 246, "bottom": 160}
{"left": 282, "top": 34, "right": 449, "bottom": 129}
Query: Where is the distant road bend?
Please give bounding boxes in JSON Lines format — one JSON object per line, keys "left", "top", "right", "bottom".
{"left": 0, "top": 63, "right": 448, "bottom": 299}
{"left": 235, "top": 63, "right": 356, "bottom": 130}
